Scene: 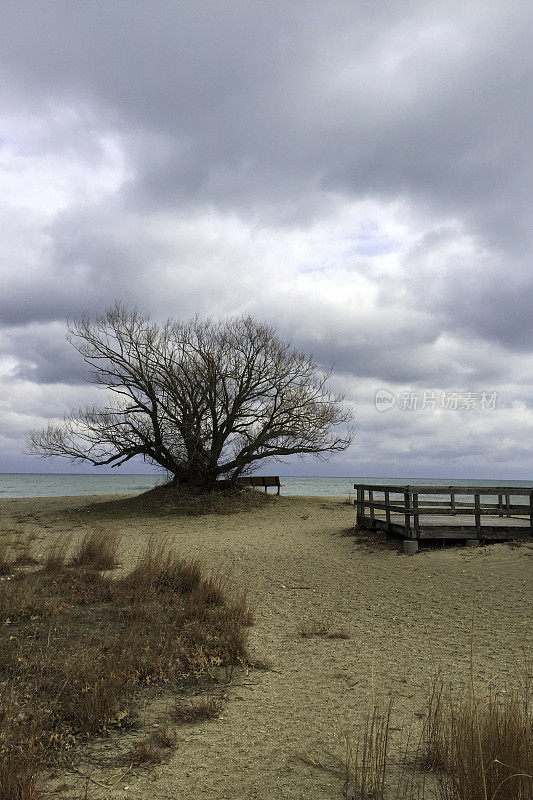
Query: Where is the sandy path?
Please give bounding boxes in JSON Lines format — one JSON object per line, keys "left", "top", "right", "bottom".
{"left": 1, "top": 495, "right": 532, "bottom": 800}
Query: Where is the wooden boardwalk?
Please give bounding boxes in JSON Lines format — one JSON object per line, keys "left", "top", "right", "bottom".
{"left": 354, "top": 484, "right": 532, "bottom": 552}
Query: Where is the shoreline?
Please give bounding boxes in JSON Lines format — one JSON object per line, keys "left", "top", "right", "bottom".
{"left": 1, "top": 474, "right": 531, "bottom": 501}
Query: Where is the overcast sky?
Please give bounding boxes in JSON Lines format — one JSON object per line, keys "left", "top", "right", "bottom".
{"left": 1, "top": 0, "right": 532, "bottom": 479}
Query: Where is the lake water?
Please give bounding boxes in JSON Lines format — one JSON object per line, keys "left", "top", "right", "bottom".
{"left": 0, "top": 473, "right": 530, "bottom": 499}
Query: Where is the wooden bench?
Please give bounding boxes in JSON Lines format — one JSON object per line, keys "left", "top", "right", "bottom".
{"left": 236, "top": 476, "right": 282, "bottom": 494}
{"left": 216, "top": 476, "right": 282, "bottom": 494}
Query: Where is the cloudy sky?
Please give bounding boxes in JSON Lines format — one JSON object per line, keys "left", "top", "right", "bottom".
{"left": 1, "top": 0, "right": 532, "bottom": 479}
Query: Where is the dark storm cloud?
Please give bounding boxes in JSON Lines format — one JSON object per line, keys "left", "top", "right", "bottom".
{"left": 1, "top": 323, "right": 89, "bottom": 384}
{"left": 397, "top": 225, "right": 533, "bottom": 351}
{"left": 0, "top": 1, "right": 412, "bottom": 220}
{"left": 1, "top": 2, "right": 530, "bottom": 227}
{"left": 1, "top": 1, "right": 530, "bottom": 346}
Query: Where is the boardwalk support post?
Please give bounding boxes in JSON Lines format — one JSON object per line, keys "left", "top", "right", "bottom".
{"left": 474, "top": 493, "right": 481, "bottom": 538}
{"left": 355, "top": 486, "right": 363, "bottom": 526}
{"left": 384, "top": 489, "right": 391, "bottom": 532}
{"left": 404, "top": 540, "right": 418, "bottom": 555}
{"left": 404, "top": 489, "right": 411, "bottom": 536}
{"left": 413, "top": 491, "right": 420, "bottom": 537}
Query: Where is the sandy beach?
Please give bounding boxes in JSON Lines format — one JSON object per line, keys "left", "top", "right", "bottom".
{"left": 1, "top": 493, "right": 531, "bottom": 800}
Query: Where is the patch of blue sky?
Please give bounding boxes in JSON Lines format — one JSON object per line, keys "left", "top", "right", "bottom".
{"left": 346, "top": 237, "right": 398, "bottom": 257}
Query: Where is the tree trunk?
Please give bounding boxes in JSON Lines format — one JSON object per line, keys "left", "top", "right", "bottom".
{"left": 170, "top": 469, "right": 220, "bottom": 493}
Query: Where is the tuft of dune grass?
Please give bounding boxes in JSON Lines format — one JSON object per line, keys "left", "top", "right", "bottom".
{"left": 70, "top": 527, "right": 121, "bottom": 570}
{"left": 420, "top": 676, "right": 533, "bottom": 800}
{"left": 172, "top": 695, "right": 223, "bottom": 723}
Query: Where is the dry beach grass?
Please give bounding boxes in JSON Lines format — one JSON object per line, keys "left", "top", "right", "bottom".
{"left": 0, "top": 521, "right": 252, "bottom": 799}
{"left": 0, "top": 492, "right": 531, "bottom": 799}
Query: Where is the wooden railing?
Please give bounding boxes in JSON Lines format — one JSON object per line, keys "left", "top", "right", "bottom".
{"left": 354, "top": 484, "right": 533, "bottom": 538}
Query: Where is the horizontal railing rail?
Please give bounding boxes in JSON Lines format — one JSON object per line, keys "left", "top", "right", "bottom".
{"left": 359, "top": 498, "right": 531, "bottom": 516}
{"left": 354, "top": 484, "right": 532, "bottom": 495}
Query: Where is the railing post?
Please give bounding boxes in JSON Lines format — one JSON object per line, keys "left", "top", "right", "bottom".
{"left": 404, "top": 489, "right": 411, "bottom": 536}
{"left": 355, "top": 486, "right": 362, "bottom": 523}
{"left": 530, "top": 491, "right": 533, "bottom": 534}
{"left": 369, "top": 489, "right": 375, "bottom": 525}
{"left": 498, "top": 492, "right": 503, "bottom": 517}
{"left": 450, "top": 488, "right": 456, "bottom": 516}
{"left": 413, "top": 491, "right": 420, "bottom": 537}
{"left": 505, "top": 493, "right": 511, "bottom": 518}
{"left": 385, "top": 489, "right": 391, "bottom": 531}
{"left": 474, "top": 493, "right": 481, "bottom": 538}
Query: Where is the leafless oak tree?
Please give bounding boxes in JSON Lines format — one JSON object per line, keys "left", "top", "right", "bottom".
{"left": 28, "top": 304, "right": 354, "bottom": 491}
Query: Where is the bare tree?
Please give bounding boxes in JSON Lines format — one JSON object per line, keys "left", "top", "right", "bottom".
{"left": 27, "top": 304, "right": 354, "bottom": 491}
